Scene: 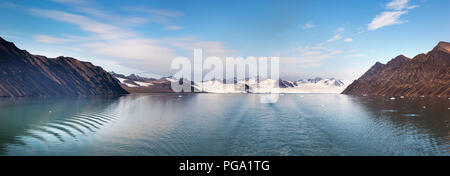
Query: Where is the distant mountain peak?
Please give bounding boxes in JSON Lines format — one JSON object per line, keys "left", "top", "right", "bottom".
{"left": 0, "top": 36, "right": 23, "bottom": 55}
{"left": 433, "top": 41, "right": 450, "bottom": 53}
{"left": 0, "top": 36, "right": 8, "bottom": 44}
{"left": 394, "top": 55, "right": 409, "bottom": 60}
{"left": 386, "top": 55, "right": 410, "bottom": 67}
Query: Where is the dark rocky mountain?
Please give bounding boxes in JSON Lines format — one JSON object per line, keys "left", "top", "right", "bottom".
{"left": 110, "top": 72, "right": 157, "bottom": 82}
{"left": 342, "top": 41, "right": 450, "bottom": 97}
{"left": 0, "top": 37, "right": 128, "bottom": 97}
{"left": 279, "top": 79, "right": 296, "bottom": 88}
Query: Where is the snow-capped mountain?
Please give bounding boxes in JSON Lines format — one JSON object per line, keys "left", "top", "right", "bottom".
{"left": 110, "top": 72, "right": 197, "bottom": 93}
{"left": 110, "top": 72, "right": 350, "bottom": 94}
{"left": 199, "top": 78, "right": 350, "bottom": 93}
{"left": 110, "top": 72, "right": 156, "bottom": 87}
{"left": 296, "top": 78, "right": 345, "bottom": 86}
{"left": 278, "top": 78, "right": 351, "bottom": 93}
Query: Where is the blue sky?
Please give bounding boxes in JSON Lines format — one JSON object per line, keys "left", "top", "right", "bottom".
{"left": 0, "top": 0, "right": 449, "bottom": 80}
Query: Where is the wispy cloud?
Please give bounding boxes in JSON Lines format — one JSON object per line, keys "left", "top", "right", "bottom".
{"left": 29, "top": 9, "right": 134, "bottom": 40}
{"left": 278, "top": 43, "right": 367, "bottom": 79}
{"left": 33, "top": 35, "right": 73, "bottom": 43}
{"left": 300, "top": 21, "right": 315, "bottom": 30}
{"left": 343, "top": 38, "right": 353, "bottom": 42}
{"left": 327, "top": 34, "right": 342, "bottom": 42}
{"left": 23, "top": 5, "right": 229, "bottom": 74}
{"left": 76, "top": 7, "right": 149, "bottom": 26}
{"left": 83, "top": 39, "right": 176, "bottom": 61}
{"left": 165, "top": 25, "right": 183, "bottom": 31}
{"left": 123, "top": 6, "right": 184, "bottom": 29}
{"left": 279, "top": 43, "right": 342, "bottom": 68}
{"left": 327, "top": 28, "right": 344, "bottom": 42}
{"left": 368, "top": 0, "right": 418, "bottom": 31}
{"left": 28, "top": 8, "right": 177, "bottom": 72}
{"left": 51, "top": 0, "right": 185, "bottom": 30}
{"left": 368, "top": 11, "right": 407, "bottom": 31}
{"left": 278, "top": 28, "right": 365, "bottom": 72}
{"left": 386, "top": 0, "right": 419, "bottom": 10}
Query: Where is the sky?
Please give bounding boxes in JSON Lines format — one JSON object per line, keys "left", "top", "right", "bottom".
{"left": 0, "top": 0, "right": 449, "bottom": 80}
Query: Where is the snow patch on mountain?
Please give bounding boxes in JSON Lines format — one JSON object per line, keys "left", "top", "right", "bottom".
{"left": 116, "top": 77, "right": 138, "bottom": 87}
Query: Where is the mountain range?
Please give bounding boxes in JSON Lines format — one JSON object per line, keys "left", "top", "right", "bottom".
{"left": 0, "top": 37, "right": 128, "bottom": 97}
{"left": 110, "top": 72, "right": 181, "bottom": 93}
{"left": 111, "top": 72, "right": 350, "bottom": 94}
{"left": 2, "top": 36, "right": 447, "bottom": 97}
{"left": 343, "top": 41, "right": 450, "bottom": 97}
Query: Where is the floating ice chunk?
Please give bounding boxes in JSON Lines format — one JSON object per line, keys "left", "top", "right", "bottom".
{"left": 381, "top": 110, "right": 397, "bottom": 112}
{"left": 402, "top": 114, "right": 421, "bottom": 117}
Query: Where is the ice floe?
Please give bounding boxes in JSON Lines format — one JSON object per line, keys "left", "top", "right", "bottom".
{"left": 402, "top": 114, "right": 421, "bottom": 117}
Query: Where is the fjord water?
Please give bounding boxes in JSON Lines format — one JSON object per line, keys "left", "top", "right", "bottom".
{"left": 0, "top": 94, "right": 448, "bottom": 156}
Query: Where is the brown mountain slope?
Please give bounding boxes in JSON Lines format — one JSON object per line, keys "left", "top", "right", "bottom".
{"left": 0, "top": 37, "right": 128, "bottom": 97}
{"left": 342, "top": 41, "right": 450, "bottom": 97}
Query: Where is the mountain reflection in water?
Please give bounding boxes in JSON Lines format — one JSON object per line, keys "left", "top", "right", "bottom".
{"left": 0, "top": 94, "right": 448, "bottom": 156}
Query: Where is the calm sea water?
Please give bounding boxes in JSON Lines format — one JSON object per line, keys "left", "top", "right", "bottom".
{"left": 0, "top": 94, "right": 448, "bottom": 156}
